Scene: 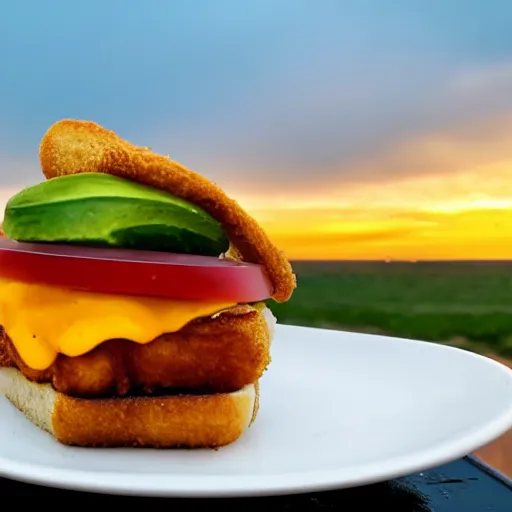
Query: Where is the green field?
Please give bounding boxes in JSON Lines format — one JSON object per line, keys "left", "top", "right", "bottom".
{"left": 267, "top": 260, "right": 512, "bottom": 358}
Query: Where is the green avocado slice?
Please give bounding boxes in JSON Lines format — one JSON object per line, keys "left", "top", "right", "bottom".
{"left": 3, "top": 173, "right": 230, "bottom": 256}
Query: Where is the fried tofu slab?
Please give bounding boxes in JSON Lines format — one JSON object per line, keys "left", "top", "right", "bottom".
{"left": 0, "top": 305, "right": 273, "bottom": 399}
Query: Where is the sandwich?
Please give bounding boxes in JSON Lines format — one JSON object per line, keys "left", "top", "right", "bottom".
{"left": 0, "top": 119, "right": 296, "bottom": 448}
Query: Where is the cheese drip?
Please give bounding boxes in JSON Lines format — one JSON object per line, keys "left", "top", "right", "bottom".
{"left": 0, "top": 278, "right": 234, "bottom": 370}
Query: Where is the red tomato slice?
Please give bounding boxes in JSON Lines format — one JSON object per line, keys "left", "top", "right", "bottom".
{"left": 0, "top": 238, "right": 272, "bottom": 302}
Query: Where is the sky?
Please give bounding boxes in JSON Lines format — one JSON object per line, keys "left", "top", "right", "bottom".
{"left": 1, "top": 0, "right": 512, "bottom": 260}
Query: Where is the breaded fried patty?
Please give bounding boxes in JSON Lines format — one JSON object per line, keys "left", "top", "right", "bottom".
{"left": 0, "top": 305, "right": 274, "bottom": 399}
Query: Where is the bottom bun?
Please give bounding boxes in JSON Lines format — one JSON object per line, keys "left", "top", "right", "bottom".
{"left": 0, "top": 367, "right": 259, "bottom": 448}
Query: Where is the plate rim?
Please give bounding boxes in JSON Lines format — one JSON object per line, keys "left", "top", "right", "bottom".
{"left": 1, "top": 324, "right": 512, "bottom": 498}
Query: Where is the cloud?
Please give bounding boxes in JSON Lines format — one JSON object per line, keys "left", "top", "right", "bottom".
{"left": 2, "top": 104, "right": 512, "bottom": 222}
{"left": 1, "top": 2, "right": 512, "bottom": 189}
{"left": 331, "top": 110, "right": 512, "bottom": 185}
{"left": 144, "top": 60, "right": 512, "bottom": 195}
{"left": 215, "top": 108, "right": 512, "bottom": 220}
{"left": 449, "top": 62, "right": 512, "bottom": 95}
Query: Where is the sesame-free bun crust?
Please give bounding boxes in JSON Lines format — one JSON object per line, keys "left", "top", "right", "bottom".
{"left": 0, "top": 367, "right": 259, "bottom": 448}
{"left": 39, "top": 119, "right": 296, "bottom": 302}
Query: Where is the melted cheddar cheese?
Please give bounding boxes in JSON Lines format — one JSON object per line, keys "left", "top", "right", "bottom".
{"left": 0, "top": 278, "right": 235, "bottom": 370}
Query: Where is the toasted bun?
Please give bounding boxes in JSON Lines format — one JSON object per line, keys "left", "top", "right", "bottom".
{"left": 0, "top": 367, "right": 259, "bottom": 448}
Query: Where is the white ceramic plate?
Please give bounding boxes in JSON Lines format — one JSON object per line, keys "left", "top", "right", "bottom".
{"left": 0, "top": 324, "right": 511, "bottom": 498}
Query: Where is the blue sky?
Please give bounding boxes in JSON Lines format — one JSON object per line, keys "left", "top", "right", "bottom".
{"left": 1, "top": 0, "right": 512, "bottom": 195}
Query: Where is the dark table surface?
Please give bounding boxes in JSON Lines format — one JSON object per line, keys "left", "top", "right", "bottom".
{"left": 0, "top": 455, "right": 510, "bottom": 510}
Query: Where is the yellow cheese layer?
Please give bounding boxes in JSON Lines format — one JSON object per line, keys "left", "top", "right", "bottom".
{"left": 0, "top": 278, "right": 235, "bottom": 370}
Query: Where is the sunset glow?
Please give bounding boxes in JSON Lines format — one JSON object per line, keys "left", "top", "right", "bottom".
{"left": 227, "top": 117, "right": 512, "bottom": 260}
{"left": 243, "top": 202, "right": 512, "bottom": 261}
{"left": 2, "top": 118, "right": 512, "bottom": 262}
